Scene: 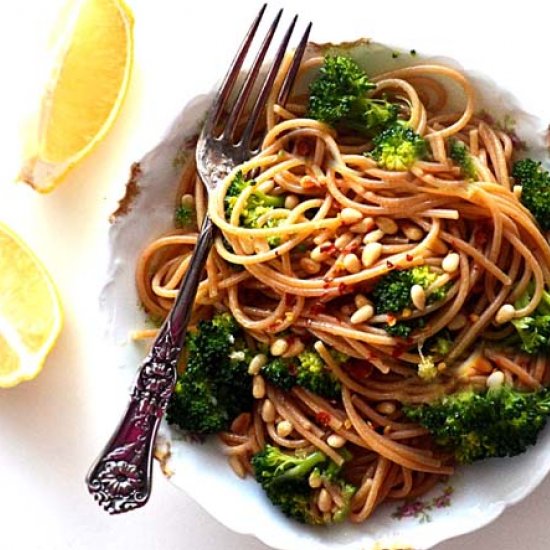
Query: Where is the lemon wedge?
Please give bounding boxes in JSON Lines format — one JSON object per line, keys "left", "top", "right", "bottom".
{"left": 20, "top": 0, "right": 134, "bottom": 192}
{"left": 0, "top": 223, "right": 63, "bottom": 388}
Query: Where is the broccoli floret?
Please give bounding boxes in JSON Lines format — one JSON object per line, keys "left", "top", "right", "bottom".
{"left": 403, "top": 386, "right": 550, "bottom": 463}
{"left": 307, "top": 55, "right": 398, "bottom": 136}
{"left": 262, "top": 357, "right": 296, "bottom": 390}
{"left": 370, "top": 122, "right": 427, "bottom": 171}
{"left": 513, "top": 158, "right": 550, "bottom": 230}
{"left": 384, "top": 321, "right": 414, "bottom": 338}
{"left": 251, "top": 445, "right": 356, "bottom": 525}
{"left": 296, "top": 351, "right": 341, "bottom": 399}
{"left": 428, "top": 281, "right": 452, "bottom": 303}
{"left": 174, "top": 204, "right": 195, "bottom": 229}
{"left": 225, "top": 172, "right": 285, "bottom": 246}
{"left": 425, "top": 329, "right": 453, "bottom": 356}
{"left": 510, "top": 282, "right": 550, "bottom": 354}
{"left": 372, "top": 266, "right": 439, "bottom": 314}
{"left": 330, "top": 349, "right": 350, "bottom": 365}
{"left": 166, "top": 313, "right": 253, "bottom": 434}
{"left": 449, "top": 139, "right": 477, "bottom": 181}
{"left": 261, "top": 349, "right": 343, "bottom": 399}
{"left": 384, "top": 317, "right": 426, "bottom": 339}
{"left": 512, "top": 316, "right": 550, "bottom": 355}
{"left": 417, "top": 354, "right": 438, "bottom": 381}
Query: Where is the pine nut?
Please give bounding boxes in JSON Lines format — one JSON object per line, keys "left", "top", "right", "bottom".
{"left": 271, "top": 338, "right": 289, "bottom": 356}
{"left": 354, "top": 294, "right": 370, "bottom": 308}
{"left": 486, "top": 370, "right": 505, "bottom": 389}
{"left": 313, "top": 229, "right": 332, "bottom": 245}
{"left": 376, "top": 217, "right": 398, "bottom": 235}
{"left": 335, "top": 232, "right": 354, "bottom": 250}
{"left": 362, "top": 242, "right": 383, "bottom": 267}
{"left": 495, "top": 304, "right": 515, "bottom": 325}
{"left": 300, "top": 257, "right": 321, "bottom": 274}
{"left": 341, "top": 207, "right": 363, "bottom": 224}
{"left": 309, "top": 472, "right": 322, "bottom": 488}
{"left": 376, "top": 401, "right": 396, "bottom": 415}
{"left": 311, "top": 245, "right": 330, "bottom": 262}
{"left": 261, "top": 399, "right": 276, "bottom": 423}
{"left": 363, "top": 229, "right": 385, "bottom": 244}
{"left": 448, "top": 314, "right": 467, "bottom": 331}
{"left": 252, "top": 375, "right": 266, "bottom": 399}
{"left": 442, "top": 253, "right": 460, "bottom": 273}
{"left": 248, "top": 353, "right": 268, "bottom": 375}
{"left": 284, "top": 338, "right": 305, "bottom": 358}
{"left": 318, "top": 489, "right": 332, "bottom": 513}
{"left": 429, "top": 238, "right": 448, "bottom": 255}
{"left": 410, "top": 284, "right": 426, "bottom": 311}
{"left": 401, "top": 222, "right": 423, "bottom": 241}
{"left": 343, "top": 253, "right": 361, "bottom": 273}
{"left": 513, "top": 185, "right": 522, "bottom": 199}
{"left": 327, "top": 434, "right": 346, "bottom": 448}
{"left": 351, "top": 304, "right": 374, "bottom": 324}
{"left": 180, "top": 193, "right": 194, "bottom": 207}
{"left": 284, "top": 194, "right": 300, "bottom": 209}
{"left": 276, "top": 420, "right": 293, "bottom": 437}
{"left": 350, "top": 218, "right": 374, "bottom": 233}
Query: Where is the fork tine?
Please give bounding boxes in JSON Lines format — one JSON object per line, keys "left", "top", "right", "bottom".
{"left": 240, "top": 16, "right": 305, "bottom": 149}
{"left": 204, "top": 4, "right": 267, "bottom": 133}
{"left": 222, "top": 9, "right": 284, "bottom": 140}
{"left": 277, "top": 21, "right": 312, "bottom": 106}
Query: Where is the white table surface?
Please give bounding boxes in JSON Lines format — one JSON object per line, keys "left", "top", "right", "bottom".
{"left": 1, "top": 1, "right": 550, "bottom": 548}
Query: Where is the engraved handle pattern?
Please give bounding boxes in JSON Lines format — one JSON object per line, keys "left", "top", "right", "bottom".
{"left": 86, "top": 215, "right": 215, "bottom": 514}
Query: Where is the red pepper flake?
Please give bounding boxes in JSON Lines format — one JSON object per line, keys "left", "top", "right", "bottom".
{"left": 406, "top": 254, "right": 414, "bottom": 262}
{"left": 323, "top": 280, "right": 332, "bottom": 289}
{"left": 345, "top": 360, "right": 373, "bottom": 380}
{"left": 320, "top": 243, "right": 338, "bottom": 256}
{"left": 343, "top": 242, "right": 360, "bottom": 254}
{"left": 386, "top": 260, "right": 394, "bottom": 269}
{"left": 267, "top": 321, "right": 282, "bottom": 332}
{"left": 315, "top": 411, "right": 331, "bottom": 427}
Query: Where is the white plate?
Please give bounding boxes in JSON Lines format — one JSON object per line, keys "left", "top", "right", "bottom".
{"left": 100, "top": 41, "right": 550, "bottom": 550}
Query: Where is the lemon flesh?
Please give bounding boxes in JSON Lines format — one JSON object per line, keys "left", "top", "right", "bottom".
{"left": 21, "top": 0, "right": 134, "bottom": 192}
{"left": 0, "top": 223, "right": 63, "bottom": 388}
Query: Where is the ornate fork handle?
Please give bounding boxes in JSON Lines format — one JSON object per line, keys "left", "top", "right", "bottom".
{"left": 86, "top": 216, "right": 215, "bottom": 514}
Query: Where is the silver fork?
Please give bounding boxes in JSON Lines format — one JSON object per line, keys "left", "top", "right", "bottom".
{"left": 86, "top": 4, "right": 311, "bottom": 515}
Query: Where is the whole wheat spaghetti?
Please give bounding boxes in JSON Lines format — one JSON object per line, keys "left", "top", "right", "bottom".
{"left": 134, "top": 50, "right": 550, "bottom": 524}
